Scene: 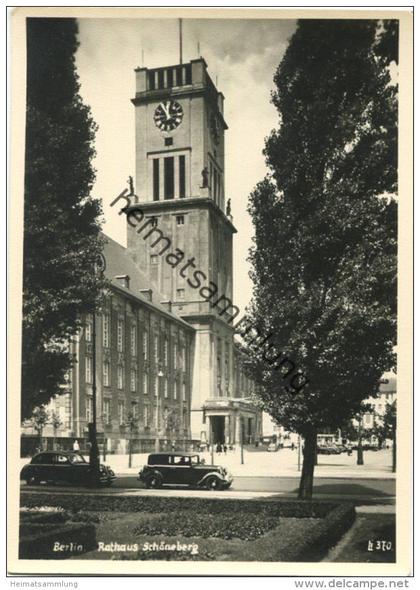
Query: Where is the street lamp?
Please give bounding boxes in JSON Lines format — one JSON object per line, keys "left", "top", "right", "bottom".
{"left": 240, "top": 417, "right": 244, "bottom": 465}
{"left": 88, "top": 253, "right": 106, "bottom": 486}
{"left": 126, "top": 410, "right": 138, "bottom": 468}
{"left": 155, "top": 369, "right": 164, "bottom": 452}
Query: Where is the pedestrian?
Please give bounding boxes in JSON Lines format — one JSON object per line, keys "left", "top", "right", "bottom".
{"left": 73, "top": 439, "right": 80, "bottom": 453}
{"left": 216, "top": 442, "right": 222, "bottom": 454}
{"left": 223, "top": 444, "right": 227, "bottom": 455}
{"left": 291, "top": 442, "right": 295, "bottom": 451}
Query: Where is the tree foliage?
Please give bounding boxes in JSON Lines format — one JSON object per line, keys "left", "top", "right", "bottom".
{"left": 22, "top": 18, "right": 106, "bottom": 420}
{"left": 244, "top": 20, "right": 398, "bottom": 497}
{"left": 378, "top": 400, "right": 397, "bottom": 440}
{"left": 29, "top": 406, "right": 50, "bottom": 435}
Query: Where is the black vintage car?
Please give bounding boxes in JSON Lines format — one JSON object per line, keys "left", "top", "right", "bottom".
{"left": 20, "top": 451, "right": 116, "bottom": 486}
{"left": 138, "top": 452, "right": 233, "bottom": 490}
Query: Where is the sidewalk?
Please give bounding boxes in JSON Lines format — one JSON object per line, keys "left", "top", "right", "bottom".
{"left": 20, "top": 447, "right": 394, "bottom": 479}
{"left": 105, "top": 448, "right": 395, "bottom": 479}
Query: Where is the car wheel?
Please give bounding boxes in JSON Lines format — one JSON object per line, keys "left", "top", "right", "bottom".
{"left": 145, "top": 474, "right": 162, "bottom": 489}
{"left": 205, "top": 476, "right": 221, "bottom": 491}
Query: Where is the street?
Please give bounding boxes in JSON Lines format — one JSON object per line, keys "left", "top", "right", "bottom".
{"left": 19, "top": 448, "right": 396, "bottom": 503}
{"left": 20, "top": 475, "right": 395, "bottom": 504}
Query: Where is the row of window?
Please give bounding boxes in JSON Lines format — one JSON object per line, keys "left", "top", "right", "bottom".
{"left": 147, "top": 214, "right": 185, "bottom": 229}
{"left": 85, "top": 315, "right": 187, "bottom": 369}
{"left": 85, "top": 356, "right": 188, "bottom": 399}
{"left": 147, "top": 64, "right": 192, "bottom": 91}
{"left": 86, "top": 398, "right": 189, "bottom": 429}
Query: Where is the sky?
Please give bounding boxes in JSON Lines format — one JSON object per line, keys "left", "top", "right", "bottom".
{"left": 75, "top": 18, "right": 297, "bottom": 313}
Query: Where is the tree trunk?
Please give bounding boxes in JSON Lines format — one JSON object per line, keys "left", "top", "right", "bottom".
{"left": 298, "top": 430, "right": 317, "bottom": 500}
{"left": 392, "top": 428, "right": 396, "bottom": 473}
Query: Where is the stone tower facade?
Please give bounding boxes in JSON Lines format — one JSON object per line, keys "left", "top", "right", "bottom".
{"left": 125, "top": 58, "right": 261, "bottom": 445}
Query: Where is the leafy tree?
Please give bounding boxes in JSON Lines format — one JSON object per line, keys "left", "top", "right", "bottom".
{"left": 29, "top": 406, "right": 50, "bottom": 450}
{"left": 244, "top": 20, "right": 397, "bottom": 499}
{"left": 22, "top": 18, "right": 106, "bottom": 420}
{"left": 50, "top": 410, "right": 62, "bottom": 450}
{"left": 164, "top": 409, "right": 180, "bottom": 441}
{"left": 378, "top": 401, "right": 397, "bottom": 472}
{"left": 125, "top": 409, "right": 139, "bottom": 468}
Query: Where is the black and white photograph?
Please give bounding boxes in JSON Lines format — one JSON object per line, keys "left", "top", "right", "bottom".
{"left": 8, "top": 6, "right": 413, "bottom": 576}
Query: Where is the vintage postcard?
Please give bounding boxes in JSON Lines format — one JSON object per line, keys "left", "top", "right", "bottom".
{"left": 7, "top": 6, "right": 413, "bottom": 577}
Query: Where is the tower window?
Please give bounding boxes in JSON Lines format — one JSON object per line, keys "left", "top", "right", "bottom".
{"left": 153, "top": 159, "right": 160, "bottom": 201}
{"left": 148, "top": 71, "right": 155, "bottom": 91}
{"left": 185, "top": 64, "right": 192, "bottom": 85}
{"left": 117, "top": 366, "right": 124, "bottom": 390}
{"left": 176, "top": 66, "right": 183, "bottom": 86}
{"left": 103, "top": 360, "right": 110, "bottom": 387}
{"left": 165, "top": 137, "right": 173, "bottom": 147}
{"left": 179, "top": 155, "right": 186, "bottom": 198}
{"left": 158, "top": 69, "right": 164, "bottom": 89}
{"left": 167, "top": 69, "right": 174, "bottom": 87}
{"left": 164, "top": 157, "right": 174, "bottom": 199}
{"left": 176, "top": 215, "right": 184, "bottom": 226}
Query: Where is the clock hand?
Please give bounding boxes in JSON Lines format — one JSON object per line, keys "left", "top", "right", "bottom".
{"left": 162, "top": 102, "right": 171, "bottom": 119}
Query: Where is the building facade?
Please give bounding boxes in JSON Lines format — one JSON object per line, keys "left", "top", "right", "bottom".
{"left": 22, "top": 58, "right": 262, "bottom": 453}
{"left": 357, "top": 374, "right": 397, "bottom": 445}
{"left": 125, "top": 58, "right": 262, "bottom": 446}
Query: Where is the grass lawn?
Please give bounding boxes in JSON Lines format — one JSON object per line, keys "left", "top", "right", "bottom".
{"left": 73, "top": 511, "right": 322, "bottom": 561}
{"left": 326, "top": 514, "right": 395, "bottom": 563}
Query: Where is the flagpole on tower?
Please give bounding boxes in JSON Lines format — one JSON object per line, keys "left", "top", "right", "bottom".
{"left": 179, "top": 18, "right": 183, "bottom": 64}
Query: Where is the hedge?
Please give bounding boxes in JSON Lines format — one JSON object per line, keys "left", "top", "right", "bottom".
{"left": 272, "top": 503, "right": 356, "bottom": 561}
{"left": 133, "top": 510, "right": 281, "bottom": 540}
{"left": 20, "top": 511, "right": 67, "bottom": 525}
{"left": 20, "top": 492, "right": 341, "bottom": 518}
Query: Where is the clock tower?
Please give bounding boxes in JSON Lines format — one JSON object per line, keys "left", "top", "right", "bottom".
{"left": 125, "top": 58, "right": 259, "bottom": 445}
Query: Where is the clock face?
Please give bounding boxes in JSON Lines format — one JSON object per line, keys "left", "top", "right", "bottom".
{"left": 154, "top": 100, "right": 183, "bottom": 132}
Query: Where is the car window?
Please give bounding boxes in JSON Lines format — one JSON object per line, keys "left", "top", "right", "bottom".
{"left": 53, "top": 455, "right": 69, "bottom": 464}
{"left": 190, "top": 455, "right": 199, "bottom": 465}
{"left": 148, "top": 454, "right": 169, "bottom": 465}
{"left": 69, "top": 454, "right": 86, "bottom": 464}
{"left": 172, "top": 456, "right": 191, "bottom": 465}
